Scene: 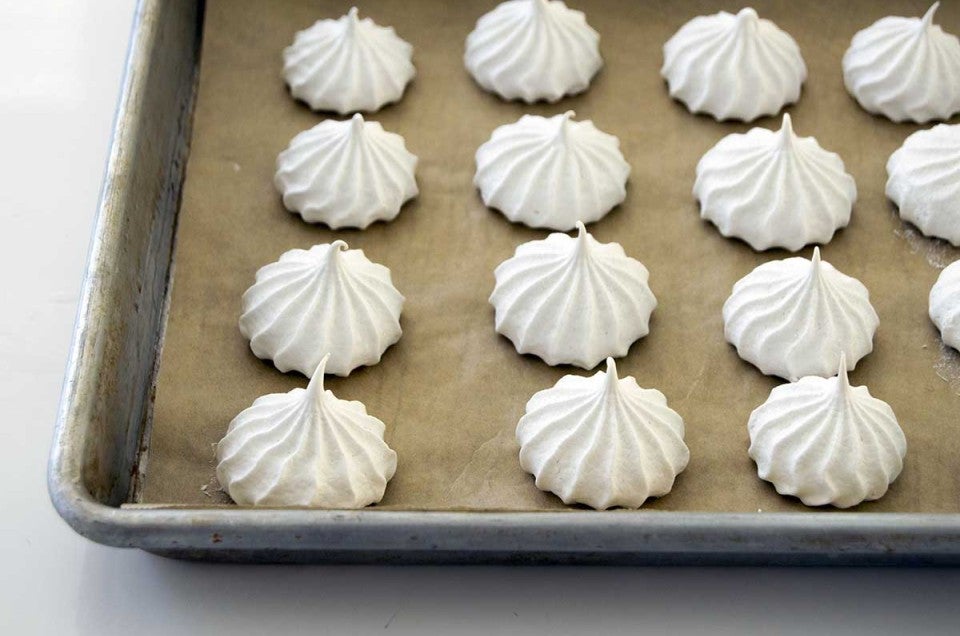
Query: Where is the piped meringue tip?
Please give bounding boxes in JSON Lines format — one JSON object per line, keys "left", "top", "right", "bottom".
{"left": 736, "top": 7, "right": 759, "bottom": 27}
{"left": 602, "top": 357, "right": 619, "bottom": 392}
{"left": 922, "top": 2, "right": 940, "bottom": 28}
{"left": 810, "top": 246, "right": 822, "bottom": 268}
{"left": 305, "top": 353, "right": 331, "bottom": 402}
{"left": 836, "top": 352, "right": 851, "bottom": 392}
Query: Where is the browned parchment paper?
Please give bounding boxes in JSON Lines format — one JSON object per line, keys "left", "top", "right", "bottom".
{"left": 141, "top": 0, "right": 960, "bottom": 512}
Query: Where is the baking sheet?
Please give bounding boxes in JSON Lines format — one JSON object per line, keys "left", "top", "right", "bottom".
{"left": 141, "top": 0, "right": 960, "bottom": 513}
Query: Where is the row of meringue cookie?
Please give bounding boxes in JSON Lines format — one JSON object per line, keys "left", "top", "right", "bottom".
{"left": 513, "top": 352, "right": 910, "bottom": 510}
{"left": 276, "top": 109, "right": 631, "bottom": 233}
{"left": 722, "top": 250, "right": 909, "bottom": 509}
{"left": 217, "top": 241, "right": 407, "bottom": 508}
{"left": 282, "top": 1, "right": 604, "bottom": 113}
{"left": 284, "top": 3, "right": 960, "bottom": 123}
{"left": 695, "top": 117, "right": 960, "bottom": 252}
{"left": 663, "top": 3, "right": 960, "bottom": 123}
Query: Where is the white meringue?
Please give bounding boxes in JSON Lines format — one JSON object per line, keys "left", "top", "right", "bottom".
{"left": 474, "top": 111, "right": 630, "bottom": 230}
{"left": 490, "top": 222, "right": 657, "bottom": 369}
{"left": 274, "top": 114, "right": 418, "bottom": 229}
{"left": 464, "top": 0, "right": 602, "bottom": 103}
{"left": 283, "top": 7, "right": 415, "bottom": 114}
{"left": 695, "top": 114, "right": 856, "bottom": 251}
{"left": 886, "top": 124, "right": 960, "bottom": 246}
{"left": 216, "top": 354, "right": 398, "bottom": 508}
{"left": 723, "top": 248, "right": 879, "bottom": 381}
{"left": 239, "top": 241, "right": 404, "bottom": 377}
{"left": 517, "top": 358, "right": 689, "bottom": 509}
{"left": 930, "top": 260, "right": 960, "bottom": 351}
{"left": 661, "top": 7, "right": 806, "bottom": 122}
{"left": 748, "top": 355, "right": 907, "bottom": 508}
{"left": 842, "top": 3, "right": 960, "bottom": 123}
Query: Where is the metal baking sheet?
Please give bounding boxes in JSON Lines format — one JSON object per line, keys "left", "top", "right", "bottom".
{"left": 49, "top": 0, "right": 960, "bottom": 564}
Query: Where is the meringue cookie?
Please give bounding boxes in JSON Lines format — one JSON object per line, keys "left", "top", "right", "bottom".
{"left": 886, "top": 124, "right": 960, "bottom": 246}
{"left": 661, "top": 8, "right": 806, "bottom": 122}
{"left": 283, "top": 7, "right": 415, "bottom": 114}
{"left": 474, "top": 111, "right": 630, "bottom": 230}
{"left": 239, "top": 241, "right": 404, "bottom": 377}
{"left": 695, "top": 114, "right": 857, "bottom": 251}
{"left": 517, "top": 358, "right": 689, "bottom": 509}
{"left": 748, "top": 355, "right": 907, "bottom": 508}
{"left": 842, "top": 3, "right": 960, "bottom": 123}
{"left": 216, "top": 354, "right": 398, "bottom": 508}
{"left": 490, "top": 222, "right": 657, "bottom": 369}
{"left": 723, "top": 248, "right": 879, "bottom": 381}
{"left": 275, "top": 114, "right": 418, "bottom": 229}
{"left": 930, "top": 260, "right": 960, "bottom": 351}
{"left": 464, "top": 0, "right": 602, "bottom": 103}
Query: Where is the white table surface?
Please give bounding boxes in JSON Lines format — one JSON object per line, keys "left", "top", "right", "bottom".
{"left": 5, "top": 2, "right": 960, "bottom": 634}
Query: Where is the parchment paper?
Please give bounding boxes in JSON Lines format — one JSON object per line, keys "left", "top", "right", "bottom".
{"left": 141, "top": 0, "right": 960, "bottom": 512}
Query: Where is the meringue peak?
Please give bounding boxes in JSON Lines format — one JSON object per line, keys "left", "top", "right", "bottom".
{"left": 835, "top": 352, "right": 851, "bottom": 393}
{"left": 601, "top": 357, "right": 621, "bottom": 396}
{"left": 344, "top": 6, "right": 360, "bottom": 32}
{"left": 736, "top": 7, "right": 759, "bottom": 29}
{"left": 776, "top": 113, "right": 795, "bottom": 148}
{"left": 304, "top": 353, "right": 331, "bottom": 405}
{"left": 922, "top": 2, "right": 940, "bottom": 29}
{"left": 554, "top": 110, "right": 576, "bottom": 142}
{"left": 809, "top": 246, "right": 822, "bottom": 274}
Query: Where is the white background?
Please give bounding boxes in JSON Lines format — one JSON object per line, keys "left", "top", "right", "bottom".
{"left": 4, "top": 2, "right": 960, "bottom": 634}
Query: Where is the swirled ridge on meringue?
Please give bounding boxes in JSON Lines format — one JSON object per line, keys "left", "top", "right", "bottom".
{"left": 490, "top": 222, "right": 657, "bottom": 369}
{"left": 239, "top": 241, "right": 404, "bottom": 377}
{"left": 275, "top": 114, "right": 418, "bottom": 229}
{"left": 465, "top": 0, "right": 603, "bottom": 103}
{"left": 517, "top": 358, "right": 689, "bottom": 509}
{"left": 722, "top": 248, "right": 879, "bottom": 381}
{"left": 930, "top": 260, "right": 960, "bottom": 351}
{"left": 283, "top": 7, "right": 415, "bottom": 114}
{"left": 748, "top": 354, "right": 906, "bottom": 508}
{"left": 661, "top": 7, "right": 806, "bottom": 122}
{"left": 886, "top": 123, "right": 960, "bottom": 246}
{"left": 216, "top": 354, "right": 398, "bottom": 508}
{"left": 474, "top": 111, "right": 630, "bottom": 230}
{"left": 695, "top": 114, "right": 856, "bottom": 251}
{"left": 842, "top": 3, "right": 960, "bottom": 123}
